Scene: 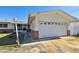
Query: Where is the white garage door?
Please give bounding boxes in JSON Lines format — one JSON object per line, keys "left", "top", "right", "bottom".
{"left": 39, "top": 25, "right": 67, "bottom": 38}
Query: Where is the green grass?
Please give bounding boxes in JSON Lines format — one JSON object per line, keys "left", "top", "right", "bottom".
{"left": 0, "top": 33, "right": 12, "bottom": 38}
{"left": 0, "top": 32, "right": 24, "bottom": 50}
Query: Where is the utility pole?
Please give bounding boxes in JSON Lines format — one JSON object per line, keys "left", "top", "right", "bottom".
{"left": 13, "top": 18, "right": 20, "bottom": 46}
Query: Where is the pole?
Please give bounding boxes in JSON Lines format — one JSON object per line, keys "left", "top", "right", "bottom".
{"left": 13, "top": 18, "right": 20, "bottom": 46}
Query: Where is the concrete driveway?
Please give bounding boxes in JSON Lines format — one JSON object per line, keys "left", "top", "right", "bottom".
{"left": 0, "top": 30, "right": 78, "bottom": 53}
{"left": 22, "top": 36, "right": 79, "bottom": 53}
{"left": 21, "top": 30, "right": 79, "bottom": 53}
{"left": 59, "top": 36, "right": 76, "bottom": 40}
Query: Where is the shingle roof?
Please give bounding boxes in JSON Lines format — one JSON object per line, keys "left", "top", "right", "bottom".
{"left": 28, "top": 10, "right": 79, "bottom": 24}
{"left": 0, "top": 19, "right": 27, "bottom": 24}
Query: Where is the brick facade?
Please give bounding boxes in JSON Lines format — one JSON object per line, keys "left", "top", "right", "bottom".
{"left": 31, "top": 30, "right": 39, "bottom": 40}
{"left": 0, "top": 29, "right": 14, "bottom": 32}
{"left": 67, "top": 30, "right": 70, "bottom": 36}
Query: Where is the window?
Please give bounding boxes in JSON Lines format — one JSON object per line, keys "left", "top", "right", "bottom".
{"left": 39, "top": 21, "right": 44, "bottom": 24}
{"left": 64, "top": 23, "right": 67, "bottom": 26}
{"left": 60, "top": 23, "right": 62, "bottom": 25}
{"left": 48, "top": 22, "right": 50, "bottom": 24}
{"left": 40, "top": 23, "right": 42, "bottom": 24}
{"left": 3, "top": 24, "right": 7, "bottom": 28}
{"left": 0, "top": 24, "right": 2, "bottom": 27}
{"left": 55, "top": 22, "right": 57, "bottom": 25}
{"left": 52, "top": 22, "right": 54, "bottom": 24}
{"left": 58, "top": 23, "right": 60, "bottom": 25}
{"left": 62, "top": 23, "right": 63, "bottom": 25}
{"left": 40, "top": 22, "right": 43, "bottom": 24}
{"left": 17, "top": 24, "right": 22, "bottom": 27}
{"left": 44, "top": 22, "right": 46, "bottom": 24}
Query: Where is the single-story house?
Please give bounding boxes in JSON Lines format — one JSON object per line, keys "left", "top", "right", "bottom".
{"left": 28, "top": 10, "right": 79, "bottom": 40}
{"left": 0, "top": 20, "right": 27, "bottom": 32}
{"left": 69, "top": 22, "right": 79, "bottom": 35}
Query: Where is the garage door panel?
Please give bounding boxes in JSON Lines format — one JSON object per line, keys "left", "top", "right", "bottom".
{"left": 39, "top": 25, "right": 67, "bottom": 38}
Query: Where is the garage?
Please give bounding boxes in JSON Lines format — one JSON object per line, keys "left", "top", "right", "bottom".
{"left": 28, "top": 10, "right": 78, "bottom": 39}
{"left": 39, "top": 21, "right": 67, "bottom": 38}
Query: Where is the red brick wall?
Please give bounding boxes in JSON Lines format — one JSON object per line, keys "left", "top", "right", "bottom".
{"left": 31, "top": 30, "right": 39, "bottom": 39}
{"left": 0, "top": 29, "right": 14, "bottom": 32}
{"left": 67, "top": 30, "right": 70, "bottom": 36}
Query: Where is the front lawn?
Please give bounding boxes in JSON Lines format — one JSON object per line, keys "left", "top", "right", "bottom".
{"left": 0, "top": 32, "right": 24, "bottom": 50}
{"left": 0, "top": 33, "right": 12, "bottom": 38}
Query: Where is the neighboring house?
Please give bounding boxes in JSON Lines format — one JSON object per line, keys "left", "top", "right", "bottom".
{"left": 69, "top": 22, "right": 79, "bottom": 35}
{"left": 0, "top": 20, "right": 27, "bottom": 32}
{"left": 28, "top": 10, "right": 79, "bottom": 40}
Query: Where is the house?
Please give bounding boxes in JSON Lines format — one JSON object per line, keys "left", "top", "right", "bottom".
{"left": 69, "top": 22, "right": 79, "bottom": 35}
{"left": 28, "top": 10, "right": 79, "bottom": 40}
{"left": 0, "top": 20, "right": 27, "bottom": 32}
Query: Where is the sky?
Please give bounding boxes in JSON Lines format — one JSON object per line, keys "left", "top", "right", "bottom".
{"left": 0, "top": 6, "right": 79, "bottom": 22}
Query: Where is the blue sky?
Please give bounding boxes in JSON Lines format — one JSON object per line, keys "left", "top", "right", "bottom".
{"left": 0, "top": 6, "right": 79, "bottom": 22}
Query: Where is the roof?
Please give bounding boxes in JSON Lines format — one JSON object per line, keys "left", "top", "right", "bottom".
{"left": 0, "top": 19, "right": 27, "bottom": 24}
{"left": 28, "top": 10, "right": 79, "bottom": 24}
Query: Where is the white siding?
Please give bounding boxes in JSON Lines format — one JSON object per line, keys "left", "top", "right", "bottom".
{"left": 38, "top": 15, "right": 67, "bottom": 38}
{"left": 69, "top": 22, "right": 79, "bottom": 35}
{"left": 30, "top": 19, "right": 38, "bottom": 31}
{"left": 8, "top": 24, "right": 14, "bottom": 29}
{"left": 30, "top": 11, "right": 78, "bottom": 39}
{"left": 0, "top": 24, "right": 14, "bottom": 29}
{"left": 34, "top": 13, "right": 68, "bottom": 38}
